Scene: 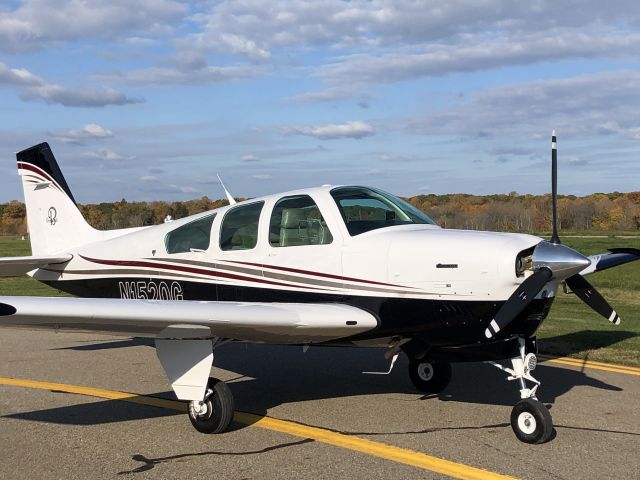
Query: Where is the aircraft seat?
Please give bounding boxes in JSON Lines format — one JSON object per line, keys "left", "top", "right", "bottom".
{"left": 280, "top": 208, "right": 310, "bottom": 246}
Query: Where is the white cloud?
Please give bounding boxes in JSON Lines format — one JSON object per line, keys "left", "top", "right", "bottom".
{"left": 101, "top": 64, "right": 262, "bottom": 86}
{"left": 21, "top": 84, "right": 143, "bottom": 107}
{"left": 241, "top": 154, "right": 259, "bottom": 161}
{"left": 84, "top": 148, "right": 135, "bottom": 161}
{"left": 55, "top": 124, "right": 113, "bottom": 144}
{"left": 180, "top": 186, "right": 199, "bottom": 193}
{"left": 313, "top": 30, "right": 640, "bottom": 88}
{"left": 82, "top": 124, "right": 113, "bottom": 138}
{"left": 287, "top": 86, "right": 366, "bottom": 103}
{"left": 0, "top": 0, "right": 186, "bottom": 52}
{"left": 140, "top": 175, "right": 158, "bottom": 182}
{"left": 402, "top": 70, "right": 640, "bottom": 139}
{"left": 0, "top": 61, "right": 42, "bottom": 85}
{"left": 251, "top": 174, "right": 272, "bottom": 180}
{"left": 1, "top": 61, "right": 142, "bottom": 107}
{"left": 282, "top": 121, "right": 375, "bottom": 140}
{"left": 187, "top": 1, "right": 640, "bottom": 58}
{"left": 219, "top": 33, "right": 271, "bottom": 61}
{"left": 171, "top": 1, "right": 640, "bottom": 100}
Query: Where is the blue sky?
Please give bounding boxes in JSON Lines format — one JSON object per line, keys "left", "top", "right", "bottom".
{"left": 1, "top": 1, "right": 639, "bottom": 203}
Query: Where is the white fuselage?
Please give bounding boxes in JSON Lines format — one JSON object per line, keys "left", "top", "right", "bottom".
{"left": 33, "top": 186, "right": 547, "bottom": 303}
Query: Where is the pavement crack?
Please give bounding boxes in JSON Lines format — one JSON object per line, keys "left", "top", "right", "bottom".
{"left": 555, "top": 424, "right": 640, "bottom": 437}
{"left": 255, "top": 412, "right": 510, "bottom": 436}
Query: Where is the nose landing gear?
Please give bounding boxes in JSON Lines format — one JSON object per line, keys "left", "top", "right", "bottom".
{"left": 488, "top": 337, "right": 554, "bottom": 444}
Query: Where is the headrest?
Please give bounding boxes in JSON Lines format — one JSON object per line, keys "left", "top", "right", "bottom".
{"left": 281, "top": 208, "right": 307, "bottom": 228}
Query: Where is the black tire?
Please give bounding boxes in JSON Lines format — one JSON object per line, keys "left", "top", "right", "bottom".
{"left": 188, "top": 378, "right": 235, "bottom": 434}
{"left": 408, "top": 361, "right": 452, "bottom": 393}
{"left": 510, "top": 398, "right": 554, "bottom": 444}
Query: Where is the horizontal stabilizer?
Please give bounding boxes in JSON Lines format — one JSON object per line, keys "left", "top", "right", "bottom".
{"left": 0, "top": 296, "right": 377, "bottom": 343}
{"left": 581, "top": 248, "right": 640, "bottom": 275}
{"left": 0, "top": 254, "right": 73, "bottom": 277}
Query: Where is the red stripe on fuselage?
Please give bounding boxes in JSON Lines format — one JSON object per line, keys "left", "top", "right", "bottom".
{"left": 78, "top": 255, "right": 313, "bottom": 290}
{"left": 227, "top": 260, "right": 413, "bottom": 289}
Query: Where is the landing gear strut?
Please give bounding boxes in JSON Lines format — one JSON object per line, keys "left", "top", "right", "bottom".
{"left": 488, "top": 337, "right": 554, "bottom": 444}
{"left": 155, "top": 332, "right": 236, "bottom": 435}
{"left": 188, "top": 377, "right": 235, "bottom": 434}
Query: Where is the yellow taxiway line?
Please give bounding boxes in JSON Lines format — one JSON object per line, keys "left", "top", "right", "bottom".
{"left": 0, "top": 376, "right": 515, "bottom": 480}
{"left": 539, "top": 356, "right": 640, "bottom": 376}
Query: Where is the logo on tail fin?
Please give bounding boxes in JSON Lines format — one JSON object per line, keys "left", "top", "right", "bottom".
{"left": 46, "top": 207, "right": 57, "bottom": 225}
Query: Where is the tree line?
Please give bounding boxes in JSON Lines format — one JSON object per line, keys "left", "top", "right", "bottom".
{"left": 1, "top": 191, "right": 639, "bottom": 236}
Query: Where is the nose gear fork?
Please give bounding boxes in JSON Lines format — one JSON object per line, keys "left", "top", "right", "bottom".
{"left": 487, "top": 337, "right": 540, "bottom": 399}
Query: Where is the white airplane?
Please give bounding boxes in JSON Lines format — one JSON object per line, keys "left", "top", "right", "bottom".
{"left": 0, "top": 134, "right": 637, "bottom": 444}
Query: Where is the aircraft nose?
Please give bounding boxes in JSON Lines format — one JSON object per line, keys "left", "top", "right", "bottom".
{"left": 532, "top": 241, "right": 591, "bottom": 279}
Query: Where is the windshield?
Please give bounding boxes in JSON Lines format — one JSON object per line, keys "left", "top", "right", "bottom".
{"left": 331, "top": 186, "right": 437, "bottom": 235}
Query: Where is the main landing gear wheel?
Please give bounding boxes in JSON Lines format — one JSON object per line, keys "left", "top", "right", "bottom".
{"left": 510, "top": 398, "right": 553, "bottom": 444}
{"left": 408, "top": 361, "right": 452, "bottom": 393}
{"left": 188, "top": 378, "right": 235, "bottom": 434}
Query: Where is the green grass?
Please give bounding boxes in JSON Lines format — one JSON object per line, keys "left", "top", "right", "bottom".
{"left": 1, "top": 234, "right": 639, "bottom": 365}
{"left": 0, "top": 236, "right": 69, "bottom": 297}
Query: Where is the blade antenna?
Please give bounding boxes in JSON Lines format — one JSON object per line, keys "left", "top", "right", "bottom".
{"left": 550, "top": 130, "right": 560, "bottom": 244}
{"left": 217, "top": 174, "right": 236, "bottom": 205}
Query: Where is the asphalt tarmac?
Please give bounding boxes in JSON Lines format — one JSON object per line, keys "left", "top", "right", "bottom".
{"left": 0, "top": 329, "right": 638, "bottom": 479}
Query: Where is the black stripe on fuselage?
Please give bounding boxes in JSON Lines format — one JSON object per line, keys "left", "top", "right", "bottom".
{"left": 43, "top": 277, "right": 554, "bottom": 346}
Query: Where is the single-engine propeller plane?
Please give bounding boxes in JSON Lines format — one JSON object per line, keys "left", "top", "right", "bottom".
{"left": 1, "top": 133, "right": 638, "bottom": 443}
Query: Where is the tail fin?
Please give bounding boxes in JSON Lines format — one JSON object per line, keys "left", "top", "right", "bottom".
{"left": 17, "top": 143, "right": 101, "bottom": 255}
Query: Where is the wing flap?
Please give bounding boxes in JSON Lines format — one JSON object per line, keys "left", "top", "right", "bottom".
{"left": 0, "top": 296, "right": 378, "bottom": 343}
{"left": 0, "top": 254, "right": 73, "bottom": 277}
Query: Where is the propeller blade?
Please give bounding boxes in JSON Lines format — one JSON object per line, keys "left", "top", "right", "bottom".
{"left": 485, "top": 267, "right": 553, "bottom": 339}
{"left": 565, "top": 274, "right": 621, "bottom": 325}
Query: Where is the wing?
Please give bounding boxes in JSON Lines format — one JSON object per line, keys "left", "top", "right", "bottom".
{"left": 581, "top": 248, "right": 640, "bottom": 275}
{"left": 0, "top": 254, "right": 73, "bottom": 277}
{"left": 0, "top": 296, "right": 377, "bottom": 343}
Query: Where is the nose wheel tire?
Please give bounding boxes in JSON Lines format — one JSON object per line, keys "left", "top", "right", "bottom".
{"left": 408, "top": 361, "right": 452, "bottom": 393}
{"left": 510, "top": 398, "right": 554, "bottom": 444}
{"left": 188, "top": 378, "right": 235, "bottom": 434}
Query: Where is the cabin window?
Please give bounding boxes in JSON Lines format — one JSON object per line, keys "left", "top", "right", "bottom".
{"left": 220, "top": 202, "right": 264, "bottom": 251}
{"left": 331, "top": 186, "right": 436, "bottom": 236}
{"left": 269, "top": 195, "right": 333, "bottom": 247}
{"left": 164, "top": 213, "right": 216, "bottom": 254}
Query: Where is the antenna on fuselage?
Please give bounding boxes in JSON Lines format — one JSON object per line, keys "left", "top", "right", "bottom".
{"left": 217, "top": 174, "right": 236, "bottom": 205}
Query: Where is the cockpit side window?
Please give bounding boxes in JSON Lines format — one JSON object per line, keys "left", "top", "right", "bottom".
{"left": 269, "top": 195, "right": 333, "bottom": 247}
{"left": 165, "top": 213, "right": 216, "bottom": 254}
{"left": 331, "top": 186, "right": 436, "bottom": 236}
{"left": 219, "top": 202, "right": 264, "bottom": 251}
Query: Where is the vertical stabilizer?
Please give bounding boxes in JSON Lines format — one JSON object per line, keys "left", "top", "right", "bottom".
{"left": 17, "top": 143, "right": 101, "bottom": 255}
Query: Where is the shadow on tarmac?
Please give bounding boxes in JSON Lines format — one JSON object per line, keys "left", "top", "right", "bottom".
{"left": 116, "top": 439, "right": 315, "bottom": 475}
{"left": 8, "top": 331, "right": 635, "bottom": 436}
{"left": 538, "top": 329, "right": 637, "bottom": 357}
{"left": 47, "top": 328, "right": 634, "bottom": 420}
